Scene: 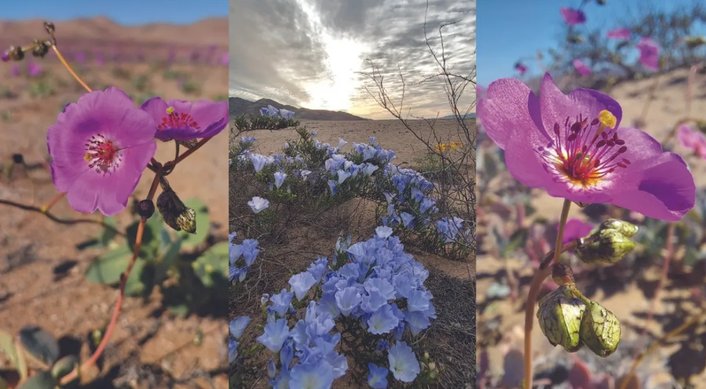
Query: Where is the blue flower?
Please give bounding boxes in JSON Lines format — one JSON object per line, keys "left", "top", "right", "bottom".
{"left": 289, "top": 271, "right": 318, "bottom": 300}
{"left": 388, "top": 341, "right": 420, "bottom": 383}
{"left": 269, "top": 289, "right": 294, "bottom": 316}
{"left": 248, "top": 196, "right": 270, "bottom": 213}
{"left": 307, "top": 257, "right": 329, "bottom": 280}
{"left": 406, "top": 289, "right": 432, "bottom": 312}
{"left": 274, "top": 171, "right": 287, "bottom": 189}
{"left": 375, "top": 226, "right": 393, "bottom": 239}
{"left": 367, "top": 363, "right": 389, "bottom": 389}
{"left": 335, "top": 286, "right": 362, "bottom": 316}
{"left": 436, "top": 216, "right": 465, "bottom": 243}
{"left": 229, "top": 316, "right": 251, "bottom": 339}
{"left": 400, "top": 212, "right": 415, "bottom": 228}
{"left": 256, "top": 317, "right": 290, "bottom": 353}
{"left": 367, "top": 304, "right": 399, "bottom": 334}
{"left": 289, "top": 361, "right": 334, "bottom": 389}
{"left": 249, "top": 153, "right": 272, "bottom": 173}
{"left": 228, "top": 338, "right": 238, "bottom": 362}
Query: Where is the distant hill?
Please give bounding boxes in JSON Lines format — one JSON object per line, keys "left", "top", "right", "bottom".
{"left": 229, "top": 97, "right": 367, "bottom": 121}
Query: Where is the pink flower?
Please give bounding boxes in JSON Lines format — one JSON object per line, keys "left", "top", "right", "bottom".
{"left": 47, "top": 88, "right": 157, "bottom": 215}
{"left": 562, "top": 218, "right": 593, "bottom": 244}
{"left": 141, "top": 97, "right": 228, "bottom": 141}
{"left": 677, "top": 124, "right": 706, "bottom": 159}
{"left": 560, "top": 8, "right": 586, "bottom": 26}
{"left": 637, "top": 37, "right": 660, "bottom": 71}
{"left": 573, "top": 59, "right": 592, "bottom": 76}
{"left": 607, "top": 28, "right": 631, "bottom": 40}
{"left": 477, "top": 74, "right": 695, "bottom": 221}
{"left": 27, "top": 62, "right": 43, "bottom": 77}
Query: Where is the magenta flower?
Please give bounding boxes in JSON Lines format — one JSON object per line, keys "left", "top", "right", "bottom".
{"left": 637, "top": 37, "right": 660, "bottom": 71}
{"left": 141, "top": 98, "right": 228, "bottom": 141}
{"left": 607, "top": 28, "right": 631, "bottom": 40}
{"left": 514, "top": 62, "right": 528, "bottom": 76}
{"left": 560, "top": 8, "right": 586, "bottom": 26}
{"left": 27, "top": 62, "right": 43, "bottom": 77}
{"left": 477, "top": 74, "right": 695, "bottom": 221}
{"left": 562, "top": 218, "right": 593, "bottom": 244}
{"left": 47, "top": 88, "right": 156, "bottom": 215}
{"left": 677, "top": 124, "right": 706, "bottom": 159}
{"left": 572, "top": 59, "right": 592, "bottom": 76}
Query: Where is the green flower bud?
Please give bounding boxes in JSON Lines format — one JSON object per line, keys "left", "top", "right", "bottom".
{"left": 157, "top": 186, "right": 197, "bottom": 233}
{"left": 537, "top": 285, "right": 586, "bottom": 352}
{"left": 580, "top": 300, "right": 621, "bottom": 357}
{"left": 576, "top": 219, "right": 637, "bottom": 265}
{"left": 600, "top": 219, "right": 638, "bottom": 238}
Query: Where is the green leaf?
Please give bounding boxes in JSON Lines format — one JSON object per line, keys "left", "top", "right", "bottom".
{"left": 85, "top": 246, "right": 132, "bottom": 285}
{"left": 99, "top": 217, "right": 118, "bottom": 246}
{"left": 17, "top": 371, "right": 56, "bottom": 389}
{"left": 85, "top": 247, "right": 148, "bottom": 296}
{"left": 179, "top": 198, "right": 210, "bottom": 250}
{"left": 18, "top": 327, "right": 59, "bottom": 366}
{"left": 50, "top": 355, "right": 77, "bottom": 380}
{"left": 0, "top": 329, "right": 25, "bottom": 380}
{"left": 127, "top": 215, "right": 163, "bottom": 259}
{"left": 123, "top": 259, "right": 148, "bottom": 297}
{"left": 192, "top": 242, "right": 229, "bottom": 287}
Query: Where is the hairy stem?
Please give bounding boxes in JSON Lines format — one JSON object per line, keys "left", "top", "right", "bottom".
{"left": 51, "top": 45, "right": 92, "bottom": 93}
{"left": 523, "top": 199, "right": 571, "bottom": 388}
{"left": 0, "top": 198, "right": 123, "bottom": 236}
{"left": 60, "top": 217, "right": 146, "bottom": 384}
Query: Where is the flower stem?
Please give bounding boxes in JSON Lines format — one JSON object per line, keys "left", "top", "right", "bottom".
{"left": 60, "top": 217, "right": 146, "bottom": 385}
{"left": 523, "top": 199, "right": 571, "bottom": 389}
{"left": 0, "top": 198, "right": 123, "bottom": 236}
{"left": 39, "top": 192, "right": 66, "bottom": 213}
{"left": 50, "top": 45, "right": 92, "bottom": 93}
{"left": 170, "top": 136, "right": 212, "bottom": 166}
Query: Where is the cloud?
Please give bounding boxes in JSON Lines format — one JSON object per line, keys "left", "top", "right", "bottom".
{"left": 229, "top": 0, "right": 476, "bottom": 117}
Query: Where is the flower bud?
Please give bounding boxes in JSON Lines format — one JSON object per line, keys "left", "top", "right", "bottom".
{"left": 157, "top": 186, "right": 197, "bottom": 233}
{"left": 32, "top": 40, "right": 50, "bottom": 57}
{"left": 3, "top": 46, "right": 24, "bottom": 61}
{"left": 536, "top": 285, "right": 586, "bottom": 352}
{"left": 580, "top": 300, "right": 621, "bottom": 357}
{"left": 576, "top": 219, "right": 637, "bottom": 265}
{"left": 137, "top": 199, "right": 155, "bottom": 219}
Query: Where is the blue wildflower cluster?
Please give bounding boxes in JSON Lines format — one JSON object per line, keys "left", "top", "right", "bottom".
{"left": 260, "top": 104, "right": 295, "bottom": 120}
{"left": 229, "top": 232, "right": 261, "bottom": 283}
{"left": 254, "top": 227, "right": 433, "bottom": 387}
{"left": 230, "top": 129, "right": 470, "bottom": 257}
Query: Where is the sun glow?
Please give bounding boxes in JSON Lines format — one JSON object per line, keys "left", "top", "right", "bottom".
{"left": 296, "top": 0, "right": 370, "bottom": 113}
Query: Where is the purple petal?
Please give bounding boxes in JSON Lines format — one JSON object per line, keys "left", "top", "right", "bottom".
{"left": 476, "top": 77, "right": 544, "bottom": 149}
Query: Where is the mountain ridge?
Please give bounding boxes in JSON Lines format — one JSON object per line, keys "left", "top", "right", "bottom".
{"left": 229, "top": 97, "right": 368, "bottom": 121}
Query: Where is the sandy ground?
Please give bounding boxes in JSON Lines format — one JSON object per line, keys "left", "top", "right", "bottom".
{"left": 0, "top": 18, "right": 228, "bottom": 388}
{"left": 230, "top": 119, "right": 476, "bottom": 387}
{"left": 477, "top": 67, "right": 706, "bottom": 388}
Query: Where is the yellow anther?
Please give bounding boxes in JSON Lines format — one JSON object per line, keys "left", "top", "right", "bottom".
{"left": 166, "top": 106, "right": 175, "bottom": 115}
{"left": 598, "top": 110, "right": 617, "bottom": 129}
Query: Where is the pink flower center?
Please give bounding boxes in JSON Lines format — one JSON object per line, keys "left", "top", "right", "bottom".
{"left": 84, "top": 134, "right": 122, "bottom": 174}
{"left": 538, "top": 112, "right": 630, "bottom": 189}
{"left": 158, "top": 106, "right": 201, "bottom": 130}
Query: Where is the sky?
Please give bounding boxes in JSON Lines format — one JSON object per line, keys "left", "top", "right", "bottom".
{"left": 230, "top": 0, "right": 476, "bottom": 119}
{"left": 0, "top": 1, "right": 226, "bottom": 25}
{"left": 478, "top": 0, "right": 705, "bottom": 86}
